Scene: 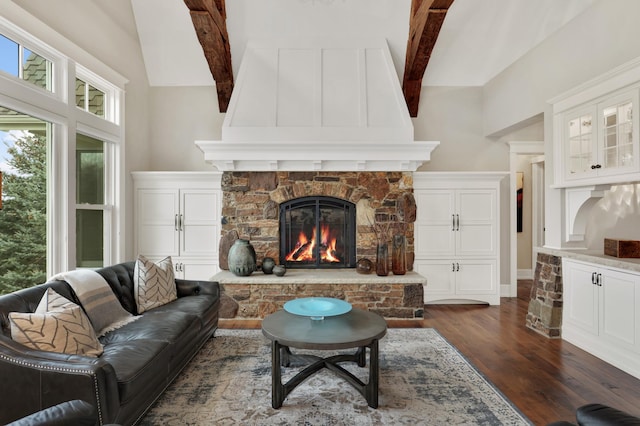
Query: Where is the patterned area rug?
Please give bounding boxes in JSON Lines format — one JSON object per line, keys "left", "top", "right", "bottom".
{"left": 141, "top": 328, "right": 531, "bottom": 425}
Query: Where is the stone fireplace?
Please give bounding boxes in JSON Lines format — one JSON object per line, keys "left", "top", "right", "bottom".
{"left": 219, "top": 171, "right": 416, "bottom": 271}
{"left": 197, "top": 38, "right": 436, "bottom": 320}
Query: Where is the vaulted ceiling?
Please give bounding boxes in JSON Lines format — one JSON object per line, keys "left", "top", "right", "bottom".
{"left": 131, "top": 0, "right": 596, "bottom": 115}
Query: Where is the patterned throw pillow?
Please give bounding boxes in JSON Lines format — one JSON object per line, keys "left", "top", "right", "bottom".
{"left": 134, "top": 255, "right": 177, "bottom": 314}
{"left": 9, "top": 288, "right": 104, "bottom": 357}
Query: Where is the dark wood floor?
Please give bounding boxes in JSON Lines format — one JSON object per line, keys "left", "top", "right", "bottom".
{"left": 219, "top": 281, "right": 640, "bottom": 425}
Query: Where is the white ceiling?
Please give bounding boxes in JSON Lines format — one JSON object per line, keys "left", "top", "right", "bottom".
{"left": 130, "top": 0, "right": 596, "bottom": 88}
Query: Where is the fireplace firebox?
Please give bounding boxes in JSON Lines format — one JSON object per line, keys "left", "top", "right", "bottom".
{"left": 279, "top": 196, "right": 356, "bottom": 269}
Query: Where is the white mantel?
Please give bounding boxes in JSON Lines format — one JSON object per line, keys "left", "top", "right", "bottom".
{"left": 195, "top": 139, "right": 439, "bottom": 171}
{"left": 196, "top": 37, "right": 439, "bottom": 171}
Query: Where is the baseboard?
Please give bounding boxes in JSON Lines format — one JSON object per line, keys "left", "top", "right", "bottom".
{"left": 518, "top": 269, "right": 533, "bottom": 280}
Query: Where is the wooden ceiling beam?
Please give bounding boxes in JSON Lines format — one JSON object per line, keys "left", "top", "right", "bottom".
{"left": 403, "top": 0, "right": 454, "bottom": 117}
{"left": 184, "top": 0, "right": 233, "bottom": 112}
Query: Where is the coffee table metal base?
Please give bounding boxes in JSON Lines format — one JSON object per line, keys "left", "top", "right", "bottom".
{"left": 271, "top": 339, "right": 380, "bottom": 409}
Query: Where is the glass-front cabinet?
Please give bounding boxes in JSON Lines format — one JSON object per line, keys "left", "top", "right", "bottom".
{"left": 598, "top": 93, "right": 635, "bottom": 176}
{"left": 560, "top": 89, "right": 639, "bottom": 185}
{"left": 565, "top": 105, "right": 596, "bottom": 179}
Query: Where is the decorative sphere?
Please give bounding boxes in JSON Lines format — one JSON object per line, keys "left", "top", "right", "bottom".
{"left": 356, "top": 258, "right": 374, "bottom": 274}
{"left": 273, "top": 265, "right": 286, "bottom": 277}
{"left": 262, "top": 257, "right": 275, "bottom": 274}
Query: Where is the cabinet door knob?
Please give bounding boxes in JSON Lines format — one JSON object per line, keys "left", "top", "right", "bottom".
{"left": 591, "top": 165, "right": 597, "bottom": 170}
{"left": 452, "top": 263, "right": 456, "bottom": 272}
{"left": 597, "top": 273, "right": 602, "bottom": 286}
{"left": 456, "top": 262, "right": 460, "bottom": 272}
{"left": 456, "top": 214, "right": 460, "bottom": 231}
{"left": 452, "top": 214, "right": 456, "bottom": 231}
{"left": 175, "top": 214, "right": 179, "bottom": 231}
{"left": 592, "top": 272, "right": 597, "bottom": 285}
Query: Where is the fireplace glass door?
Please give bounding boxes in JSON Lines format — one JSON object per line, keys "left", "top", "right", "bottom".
{"left": 280, "top": 196, "right": 356, "bottom": 268}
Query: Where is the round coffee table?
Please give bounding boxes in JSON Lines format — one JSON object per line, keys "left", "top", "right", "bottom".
{"left": 261, "top": 308, "right": 387, "bottom": 409}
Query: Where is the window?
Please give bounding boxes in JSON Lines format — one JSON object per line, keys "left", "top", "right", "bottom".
{"left": 0, "top": 33, "right": 52, "bottom": 92}
{"left": 76, "top": 78, "right": 105, "bottom": 118}
{"left": 0, "top": 18, "right": 124, "bottom": 283}
{"left": 76, "top": 133, "right": 108, "bottom": 268}
{"left": 0, "top": 106, "right": 49, "bottom": 293}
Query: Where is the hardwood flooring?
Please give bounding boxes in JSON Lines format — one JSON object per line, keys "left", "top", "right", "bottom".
{"left": 219, "top": 281, "right": 640, "bottom": 425}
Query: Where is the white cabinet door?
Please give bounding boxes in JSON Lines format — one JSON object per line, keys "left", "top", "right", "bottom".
{"left": 600, "top": 267, "right": 640, "bottom": 352}
{"left": 596, "top": 90, "right": 639, "bottom": 178}
{"left": 136, "top": 189, "right": 180, "bottom": 257}
{"left": 414, "top": 260, "right": 455, "bottom": 299}
{"left": 415, "top": 189, "right": 496, "bottom": 258}
{"left": 180, "top": 190, "right": 219, "bottom": 257}
{"left": 563, "top": 105, "right": 598, "bottom": 182}
{"left": 563, "top": 259, "right": 599, "bottom": 336}
{"left": 175, "top": 258, "right": 219, "bottom": 281}
{"left": 456, "top": 260, "right": 496, "bottom": 295}
{"left": 414, "top": 190, "right": 455, "bottom": 257}
{"left": 456, "top": 190, "right": 497, "bottom": 257}
{"left": 416, "top": 259, "right": 496, "bottom": 304}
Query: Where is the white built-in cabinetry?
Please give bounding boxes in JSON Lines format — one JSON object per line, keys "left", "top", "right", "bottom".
{"left": 132, "top": 172, "right": 222, "bottom": 280}
{"left": 551, "top": 58, "right": 640, "bottom": 247}
{"left": 413, "top": 172, "right": 505, "bottom": 305}
{"left": 562, "top": 258, "right": 640, "bottom": 379}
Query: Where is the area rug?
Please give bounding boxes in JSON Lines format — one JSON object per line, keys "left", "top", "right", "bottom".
{"left": 141, "top": 328, "right": 531, "bottom": 425}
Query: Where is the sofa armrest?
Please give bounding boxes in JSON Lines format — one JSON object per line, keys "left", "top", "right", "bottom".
{"left": 576, "top": 403, "right": 640, "bottom": 425}
{"left": 0, "top": 336, "right": 119, "bottom": 425}
{"left": 6, "top": 399, "right": 97, "bottom": 426}
{"left": 175, "top": 279, "right": 220, "bottom": 299}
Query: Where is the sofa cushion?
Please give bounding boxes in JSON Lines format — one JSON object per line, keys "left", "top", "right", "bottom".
{"left": 133, "top": 256, "right": 177, "bottom": 314}
{"left": 99, "top": 310, "right": 200, "bottom": 345}
{"left": 153, "top": 295, "right": 219, "bottom": 327}
{"left": 9, "top": 289, "right": 103, "bottom": 357}
{"left": 100, "top": 339, "right": 170, "bottom": 405}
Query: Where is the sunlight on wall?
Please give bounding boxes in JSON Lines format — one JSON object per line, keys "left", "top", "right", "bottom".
{"left": 585, "top": 184, "right": 640, "bottom": 250}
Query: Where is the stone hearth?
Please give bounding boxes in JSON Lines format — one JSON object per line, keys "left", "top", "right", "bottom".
{"left": 215, "top": 269, "right": 425, "bottom": 320}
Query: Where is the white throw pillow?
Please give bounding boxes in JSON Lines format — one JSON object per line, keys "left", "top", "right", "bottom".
{"left": 9, "top": 288, "right": 104, "bottom": 357}
{"left": 134, "top": 255, "right": 177, "bottom": 314}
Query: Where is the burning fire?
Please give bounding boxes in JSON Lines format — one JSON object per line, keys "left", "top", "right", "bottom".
{"left": 285, "top": 224, "right": 341, "bottom": 263}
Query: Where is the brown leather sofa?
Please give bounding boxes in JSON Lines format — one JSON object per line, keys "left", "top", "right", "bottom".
{"left": 0, "top": 261, "right": 220, "bottom": 426}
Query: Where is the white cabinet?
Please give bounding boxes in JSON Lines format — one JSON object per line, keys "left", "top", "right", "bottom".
{"left": 133, "top": 172, "right": 222, "bottom": 281}
{"left": 415, "top": 189, "right": 497, "bottom": 258}
{"left": 559, "top": 89, "right": 639, "bottom": 185}
{"left": 413, "top": 172, "right": 505, "bottom": 305}
{"left": 414, "top": 259, "right": 496, "bottom": 300}
{"left": 562, "top": 258, "right": 640, "bottom": 379}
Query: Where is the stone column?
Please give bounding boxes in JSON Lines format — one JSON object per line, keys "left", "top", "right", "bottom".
{"left": 526, "top": 253, "right": 563, "bottom": 338}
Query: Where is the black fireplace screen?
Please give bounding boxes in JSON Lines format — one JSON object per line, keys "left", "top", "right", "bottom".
{"left": 280, "top": 196, "right": 356, "bottom": 268}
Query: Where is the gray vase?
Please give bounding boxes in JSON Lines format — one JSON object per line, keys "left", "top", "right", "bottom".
{"left": 228, "top": 239, "right": 257, "bottom": 276}
{"left": 262, "top": 257, "right": 275, "bottom": 274}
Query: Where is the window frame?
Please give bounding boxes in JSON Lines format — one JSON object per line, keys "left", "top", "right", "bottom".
{"left": 0, "top": 15, "right": 125, "bottom": 275}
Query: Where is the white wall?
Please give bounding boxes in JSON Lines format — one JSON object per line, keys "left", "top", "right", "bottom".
{"left": 585, "top": 185, "right": 640, "bottom": 251}
{"left": 8, "top": 0, "right": 151, "bottom": 260}
{"left": 148, "top": 86, "right": 224, "bottom": 171}
{"left": 483, "top": 0, "right": 640, "bottom": 137}
{"left": 484, "top": 0, "right": 640, "bottom": 251}
{"left": 414, "top": 86, "right": 508, "bottom": 171}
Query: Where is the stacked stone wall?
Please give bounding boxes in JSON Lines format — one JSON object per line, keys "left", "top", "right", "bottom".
{"left": 220, "top": 171, "right": 416, "bottom": 269}
{"left": 526, "top": 253, "right": 563, "bottom": 338}
{"left": 220, "top": 281, "right": 424, "bottom": 319}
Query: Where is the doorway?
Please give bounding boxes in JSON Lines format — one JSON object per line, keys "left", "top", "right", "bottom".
{"left": 508, "top": 142, "right": 544, "bottom": 298}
